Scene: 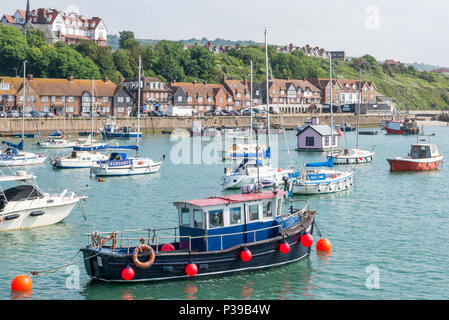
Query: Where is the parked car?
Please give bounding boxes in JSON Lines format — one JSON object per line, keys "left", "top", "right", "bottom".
{"left": 43, "top": 112, "right": 55, "bottom": 118}
{"left": 7, "top": 111, "right": 19, "bottom": 118}
{"left": 30, "top": 111, "right": 42, "bottom": 118}
{"left": 148, "top": 110, "right": 163, "bottom": 117}
{"left": 204, "top": 110, "right": 216, "bottom": 116}
{"left": 219, "top": 110, "right": 233, "bottom": 116}
{"left": 0, "top": 111, "right": 7, "bottom": 118}
{"left": 233, "top": 111, "right": 241, "bottom": 116}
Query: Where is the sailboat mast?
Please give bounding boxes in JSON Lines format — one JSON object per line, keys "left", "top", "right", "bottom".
{"left": 91, "top": 79, "right": 94, "bottom": 153}
{"left": 250, "top": 60, "right": 253, "bottom": 144}
{"left": 356, "top": 69, "right": 361, "bottom": 149}
{"left": 329, "top": 55, "right": 333, "bottom": 156}
{"left": 22, "top": 60, "right": 27, "bottom": 141}
{"left": 264, "top": 29, "right": 271, "bottom": 165}
{"left": 137, "top": 54, "right": 142, "bottom": 156}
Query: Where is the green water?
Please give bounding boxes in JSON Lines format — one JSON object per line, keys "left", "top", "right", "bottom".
{"left": 1, "top": 126, "right": 449, "bottom": 300}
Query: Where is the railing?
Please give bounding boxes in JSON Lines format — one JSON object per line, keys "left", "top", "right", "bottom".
{"left": 86, "top": 200, "right": 311, "bottom": 253}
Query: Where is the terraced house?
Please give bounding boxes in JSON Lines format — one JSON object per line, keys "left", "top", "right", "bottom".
{"left": 0, "top": 76, "right": 120, "bottom": 115}
{"left": 222, "top": 78, "right": 255, "bottom": 110}
{"left": 261, "top": 78, "right": 322, "bottom": 113}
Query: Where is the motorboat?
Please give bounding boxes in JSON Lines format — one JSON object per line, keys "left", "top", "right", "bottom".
{"left": 331, "top": 148, "right": 375, "bottom": 164}
{"left": 38, "top": 139, "right": 78, "bottom": 149}
{"left": 387, "top": 143, "right": 443, "bottom": 171}
{"left": 73, "top": 135, "right": 109, "bottom": 151}
{"left": 100, "top": 122, "right": 142, "bottom": 139}
{"left": 51, "top": 150, "right": 108, "bottom": 169}
{"left": 81, "top": 187, "right": 316, "bottom": 282}
{"left": 0, "top": 170, "right": 87, "bottom": 231}
{"left": 384, "top": 119, "right": 419, "bottom": 134}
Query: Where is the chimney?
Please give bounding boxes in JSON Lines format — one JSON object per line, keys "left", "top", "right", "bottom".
{"left": 27, "top": 74, "right": 33, "bottom": 81}
{"left": 192, "top": 80, "right": 197, "bottom": 84}
{"left": 68, "top": 75, "right": 74, "bottom": 82}
{"left": 244, "top": 77, "right": 248, "bottom": 87}
{"left": 170, "top": 80, "right": 177, "bottom": 86}
{"left": 286, "top": 77, "right": 290, "bottom": 81}
{"left": 103, "top": 76, "right": 109, "bottom": 83}
{"left": 120, "top": 78, "right": 125, "bottom": 83}
{"left": 202, "top": 81, "right": 207, "bottom": 85}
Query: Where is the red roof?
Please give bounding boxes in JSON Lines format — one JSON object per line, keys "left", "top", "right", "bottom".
{"left": 176, "top": 191, "right": 286, "bottom": 207}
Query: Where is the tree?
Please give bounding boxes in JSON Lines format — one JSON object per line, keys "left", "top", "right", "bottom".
{"left": 25, "top": 29, "right": 47, "bottom": 48}
{"left": 184, "top": 46, "right": 215, "bottom": 79}
{"left": 155, "top": 55, "right": 185, "bottom": 81}
{"left": 119, "top": 31, "right": 136, "bottom": 48}
{"left": 47, "top": 46, "right": 101, "bottom": 79}
{"left": 0, "top": 26, "right": 28, "bottom": 76}
{"left": 113, "top": 48, "right": 134, "bottom": 78}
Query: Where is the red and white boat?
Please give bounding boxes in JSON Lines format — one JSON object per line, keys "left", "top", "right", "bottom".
{"left": 384, "top": 119, "right": 419, "bottom": 135}
{"left": 387, "top": 143, "right": 443, "bottom": 171}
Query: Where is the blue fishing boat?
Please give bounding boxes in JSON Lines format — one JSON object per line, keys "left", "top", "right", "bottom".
{"left": 100, "top": 122, "right": 142, "bottom": 139}
{"left": 81, "top": 187, "right": 316, "bottom": 282}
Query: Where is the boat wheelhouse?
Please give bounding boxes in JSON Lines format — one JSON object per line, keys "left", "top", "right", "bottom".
{"left": 387, "top": 143, "right": 443, "bottom": 171}
{"left": 0, "top": 141, "right": 47, "bottom": 167}
{"left": 81, "top": 189, "right": 315, "bottom": 282}
{"left": 384, "top": 119, "right": 419, "bottom": 135}
{"left": 51, "top": 150, "right": 108, "bottom": 169}
{"left": 100, "top": 122, "right": 142, "bottom": 139}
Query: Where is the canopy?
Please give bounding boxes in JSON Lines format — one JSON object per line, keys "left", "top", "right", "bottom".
{"left": 2, "top": 140, "right": 24, "bottom": 151}
{"left": 306, "top": 156, "right": 334, "bottom": 168}
{"left": 1, "top": 185, "right": 43, "bottom": 202}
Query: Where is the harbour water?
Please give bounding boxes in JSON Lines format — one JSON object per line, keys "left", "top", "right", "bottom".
{"left": 1, "top": 125, "right": 449, "bottom": 300}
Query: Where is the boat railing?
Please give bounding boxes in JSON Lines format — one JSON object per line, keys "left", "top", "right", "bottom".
{"left": 86, "top": 201, "right": 312, "bottom": 253}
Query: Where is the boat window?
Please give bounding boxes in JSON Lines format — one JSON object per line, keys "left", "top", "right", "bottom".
{"left": 181, "top": 208, "right": 190, "bottom": 227}
{"left": 262, "top": 201, "right": 273, "bottom": 218}
{"left": 276, "top": 198, "right": 282, "bottom": 216}
{"left": 208, "top": 209, "right": 223, "bottom": 229}
{"left": 230, "top": 207, "right": 242, "bottom": 225}
{"left": 248, "top": 204, "right": 259, "bottom": 221}
{"left": 193, "top": 209, "right": 203, "bottom": 228}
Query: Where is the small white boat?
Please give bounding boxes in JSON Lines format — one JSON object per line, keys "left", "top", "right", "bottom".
{"left": 330, "top": 148, "right": 375, "bottom": 164}
{"left": 219, "top": 143, "right": 267, "bottom": 161}
{"left": 51, "top": 150, "right": 108, "bottom": 169}
{"left": 221, "top": 157, "right": 294, "bottom": 190}
{"left": 38, "top": 139, "right": 78, "bottom": 149}
{"left": 290, "top": 166, "right": 354, "bottom": 195}
{"left": 0, "top": 141, "right": 47, "bottom": 167}
{"left": 90, "top": 152, "right": 162, "bottom": 176}
{"left": 0, "top": 170, "right": 87, "bottom": 232}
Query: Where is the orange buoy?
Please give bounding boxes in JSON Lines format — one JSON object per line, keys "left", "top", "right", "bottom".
{"left": 277, "top": 168, "right": 282, "bottom": 172}
{"left": 316, "top": 238, "right": 332, "bottom": 251}
{"left": 98, "top": 178, "right": 105, "bottom": 182}
{"left": 300, "top": 233, "right": 314, "bottom": 247}
{"left": 279, "top": 242, "right": 290, "bottom": 254}
{"left": 185, "top": 263, "right": 198, "bottom": 276}
{"left": 121, "top": 265, "right": 135, "bottom": 281}
{"left": 240, "top": 247, "right": 252, "bottom": 262}
{"left": 11, "top": 275, "right": 32, "bottom": 291}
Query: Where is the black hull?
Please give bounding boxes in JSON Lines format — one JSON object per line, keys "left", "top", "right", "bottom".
{"left": 81, "top": 218, "right": 314, "bottom": 283}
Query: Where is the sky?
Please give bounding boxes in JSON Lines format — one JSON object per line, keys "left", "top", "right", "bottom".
{"left": 3, "top": 0, "right": 449, "bottom": 67}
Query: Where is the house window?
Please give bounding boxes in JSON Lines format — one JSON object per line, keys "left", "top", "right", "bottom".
{"left": 181, "top": 208, "right": 190, "bottom": 227}
{"left": 236, "top": 93, "right": 241, "bottom": 98}
{"left": 324, "top": 136, "right": 330, "bottom": 146}
{"left": 305, "top": 136, "right": 315, "bottom": 146}
{"left": 66, "top": 107, "right": 74, "bottom": 113}
{"left": 126, "top": 97, "right": 131, "bottom": 103}
{"left": 198, "top": 96, "right": 203, "bottom": 102}
{"left": 208, "top": 97, "right": 213, "bottom": 103}
{"left": 51, "top": 96, "right": 56, "bottom": 102}
{"left": 117, "top": 97, "right": 124, "bottom": 103}
{"left": 219, "top": 97, "right": 223, "bottom": 103}
{"left": 117, "top": 107, "right": 125, "bottom": 113}
{"left": 208, "top": 209, "right": 223, "bottom": 229}
{"left": 177, "top": 96, "right": 182, "bottom": 102}
{"left": 187, "top": 96, "right": 192, "bottom": 102}
{"left": 248, "top": 204, "right": 259, "bottom": 221}
{"left": 230, "top": 207, "right": 242, "bottom": 225}
{"left": 0, "top": 83, "right": 9, "bottom": 91}
{"left": 102, "top": 97, "right": 108, "bottom": 103}
{"left": 68, "top": 96, "right": 74, "bottom": 103}
{"left": 255, "top": 90, "right": 259, "bottom": 95}
{"left": 228, "top": 97, "right": 232, "bottom": 102}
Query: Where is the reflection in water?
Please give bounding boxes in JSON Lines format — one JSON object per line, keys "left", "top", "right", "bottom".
{"left": 240, "top": 281, "right": 254, "bottom": 299}
{"left": 184, "top": 282, "right": 198, "bottom": 299}
{"left": 316, "top": 250, "right": 332, "bottom": 262}
{"left": 121, "top": 290, "right": 135, "bottom": 300}
{"left": 10, "top": 290, "right": 33, "bottom": 300}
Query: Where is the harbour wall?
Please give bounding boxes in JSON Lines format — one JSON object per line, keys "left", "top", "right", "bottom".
{"left": 0, "top": 114, "right": 387, "bottom": 134}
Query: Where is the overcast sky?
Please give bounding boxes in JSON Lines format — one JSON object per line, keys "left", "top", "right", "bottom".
{"left": 3, "top": 0, "right": 449, "bottom": 66}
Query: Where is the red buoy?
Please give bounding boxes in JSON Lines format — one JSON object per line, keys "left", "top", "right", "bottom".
{"left": 240, "top": 248, "right": 252, "bottom": 262}
{"left": 186, "top": 263, "right": 198, "bottom": 276}
{"left": 277, "top": 168, "right": 282, "bottom": 172}
{"left": 279, "top": 242, "right": 290, "bottom": 254}
{"left": 121, "top": 265, "right": 135, "bottom": 281}
{"left": 11, "top": 275, "right": 32, "bottom": 291}
{"left": 161, "top": 243, "right": 175, "bottom": 251}
{"left": 316, "top": 238, "right": 332, "bottom": 251}
{"left": 300, "top": 233, "right": 314, "bottom": 247}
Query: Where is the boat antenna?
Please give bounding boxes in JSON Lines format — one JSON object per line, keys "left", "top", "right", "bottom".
{"left": 255, "top": 128, "right": 261, "bottom": 193}
{"left": 264, "top": 29, "right": 271, "bottom": 166}
{"left": 357, "top": 68, "right": 361, "bottom": 149}
{"left": 329, "top": 55, "right": 334, "bottom": 158}
{"left": 250, "top": 60, "right": 253, "bottom": 145}
{"left": 137, "top": 54, "right": 142, "bottom": 157}
{"left": 22, "top": 60, "right": 27, "bottom": 142}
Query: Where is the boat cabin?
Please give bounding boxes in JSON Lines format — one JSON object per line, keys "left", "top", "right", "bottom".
{"left": 173, "top": 190, "right": 298, "bottom": 252}
{"left": 409, "top": 144, "right": 440, "bottom": 159}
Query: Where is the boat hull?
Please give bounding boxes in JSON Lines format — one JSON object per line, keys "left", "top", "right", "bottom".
{"left": 291, "top": 172, "right": 354, "bottom": 195}
{"left": 387, "top": 157, "right": 443, "bottom": 171}
{"left": 0, "top": 154, "right": 47, "bottom": 167}
{"left": 0, "top": 198, "right": 80, "bottom": 232}
{"left": 81, "top": 218, "right": 314, "bottom": 282}
{"left": 91, "top": 161, "right": 162, "bottom": 176}
{"left": 101, "top": 132, "right": 142, "bottom": 139}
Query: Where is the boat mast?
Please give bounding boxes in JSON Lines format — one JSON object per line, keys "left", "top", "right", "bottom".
{"left": 329, "top": 55, "right": 333, "bottom": 157}
{"left": 22, "top": 60, "right": 27, "bottom": 142}
{"left": 264, "top": 29, "right": 271, "bottom": 165}
{"left": 91, "top": 79, "right": 94, "bottom": 153}
{"left": 137, "top": 54, "right": 142, "bottom": 157}
{"left": 250, "top": 60, "right": 253, "bottom": 144}
{"left": 356, "top": 69, "right": 361, "bottom": 149}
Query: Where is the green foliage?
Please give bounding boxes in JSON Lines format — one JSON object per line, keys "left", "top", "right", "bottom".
{"left": 0, "top": 26, "right": 28, "bottom": 76}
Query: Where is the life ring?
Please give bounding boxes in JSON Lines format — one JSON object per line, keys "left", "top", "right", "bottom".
{"left": 132, "top": 244, "right": 155, "bottom": 269}
{"left": 101, "top": 233, "right": 117, "bottom": 249}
